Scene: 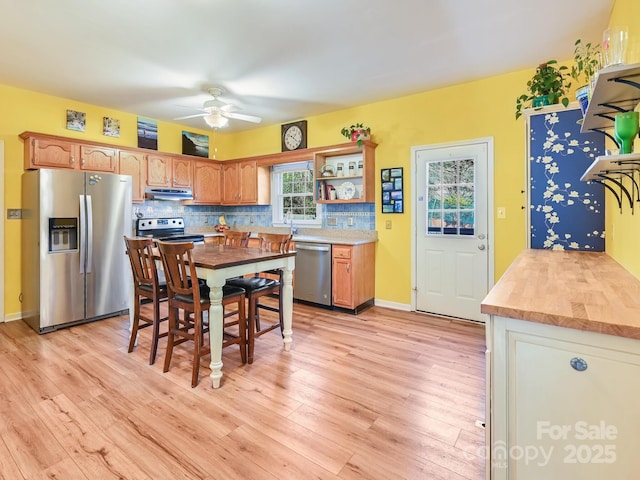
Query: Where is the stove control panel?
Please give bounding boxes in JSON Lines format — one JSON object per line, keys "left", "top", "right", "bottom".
{"left": 137, "top": 217, "right": 185, "bottom": 232}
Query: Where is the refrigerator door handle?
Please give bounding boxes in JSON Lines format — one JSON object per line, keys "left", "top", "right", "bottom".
{"left": 86, "top": 195, "right": 93, "bottom": 274}
{"left": 79, "top": 195, "right": 86, "bottom": 274}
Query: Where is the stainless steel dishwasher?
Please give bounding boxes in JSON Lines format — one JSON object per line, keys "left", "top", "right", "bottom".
{"left": 293, "top": 242, "right": 332, "bottom": 306}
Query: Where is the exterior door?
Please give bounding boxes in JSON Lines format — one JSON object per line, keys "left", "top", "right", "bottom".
{"left": 413, "top": 139, "right": 492, "bottom": 322}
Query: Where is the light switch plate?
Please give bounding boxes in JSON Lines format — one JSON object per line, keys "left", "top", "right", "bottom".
{"left": 7, "top": 209, "right": 22, "bottom": 219}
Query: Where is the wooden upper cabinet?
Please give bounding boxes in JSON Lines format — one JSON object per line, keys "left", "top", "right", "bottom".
{"left": 222, "top": 160, "right": 270, "bottom": 205}
{"left": 22, "top": 134, "right": 79, "bottom": 169}
{"left": 80, "top": 145, "right": 117, "bottom": 172}
{"left": 146, "top": 153, "right": 171, "bottom": 186}
{"left": 147, "top": 154, "right": 192, "bottom": 188}
{"left": 314, "top": 140, "right": 376, "bottom": 203}
{"left": 118, "top": 149, "right": 145, "bottom": 203}
{"left": 192, "top": 160, "right": 221, "bottom": 204}
{"left": 172, "top": 157, "right": 193, "bottom": 188}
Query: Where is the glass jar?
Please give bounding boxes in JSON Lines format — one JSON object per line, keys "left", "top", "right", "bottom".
{"left": 357, "top": 160, "right": 363, "bottom": 176}
{"left": 336, "top": 163, "right": 344, "bottom": 177}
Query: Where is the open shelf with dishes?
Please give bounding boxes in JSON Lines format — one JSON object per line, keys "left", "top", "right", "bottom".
{"left": 579, "top": 64, "right": 640, "bottom": 212}
{"left": 314, "top": 141, "right": 376, "bottom": 203}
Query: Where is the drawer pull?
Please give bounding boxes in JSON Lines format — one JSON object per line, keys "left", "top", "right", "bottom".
{"left": 570, "top": 357, "right": 588, "bottom": 372}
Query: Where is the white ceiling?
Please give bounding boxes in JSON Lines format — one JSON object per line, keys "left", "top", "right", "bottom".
{"left": 0, "top": 0, "right": 613, "bottom": 132}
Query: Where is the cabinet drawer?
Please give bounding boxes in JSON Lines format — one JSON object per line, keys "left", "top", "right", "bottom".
{"left": 332, "top": 245, "right": 351, "bottom": 259}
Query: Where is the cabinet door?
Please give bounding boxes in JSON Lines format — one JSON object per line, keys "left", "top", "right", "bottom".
{"left": 222, "top": 163, "right": 239, "bottom": 204}
{"left": 27, "top": 137, "right": 78, "bottom": 169}
{"left": 119, "top": 150, "right": 145, "bottom": 203}
{"left": 172, "top": 157, "right": 193, "bottom": 188}
{"left": 492, "top": 317, "right": 640, "bottom": 479}
{"left": 146, "top": 154, "right": 171, "bottom": 186}
{"left": 193, "top": 161, "right": 221, "bottom": 204}
{"left": 80, "top": 145, "right": 117, "bottom": 172}
{"left": 332, "top": 246, "right": 353, "bottom": 307}
{"left": 239, "top": 160, "right": 258, "bottom": 203}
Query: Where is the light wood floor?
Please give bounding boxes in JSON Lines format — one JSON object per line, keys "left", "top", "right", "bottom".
{"left": 0, "top": 302, "right": 486, "bottom": 479}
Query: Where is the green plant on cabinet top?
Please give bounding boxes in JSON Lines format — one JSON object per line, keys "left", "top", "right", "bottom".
{"left": 515, "top": 60, "right": 571, "bottom": 119}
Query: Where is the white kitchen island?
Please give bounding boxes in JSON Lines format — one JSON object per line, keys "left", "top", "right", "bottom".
{"left": 481, "top": 249, "right": 640, "bottom": 479}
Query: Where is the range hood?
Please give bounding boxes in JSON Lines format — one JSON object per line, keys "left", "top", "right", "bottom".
{"left": 144, "top": 187, "right": 194, "bottom": 201}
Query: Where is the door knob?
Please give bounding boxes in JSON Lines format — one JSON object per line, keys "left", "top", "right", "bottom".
{"left": 478, "top": 244, "right": 486, "bottom": 251}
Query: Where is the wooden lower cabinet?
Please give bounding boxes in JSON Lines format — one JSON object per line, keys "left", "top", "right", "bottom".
{"left": 332, "top": 243, "right": 375, "bottom": 310}
{"left": 488, "top": 316, "right": 640, "bottom": 479}
{"left": 118, "top": 149, "right": 145, "bottom": 203}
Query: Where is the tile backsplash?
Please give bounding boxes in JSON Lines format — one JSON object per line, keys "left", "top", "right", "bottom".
{"left": 133, "top": 201, "right": 376, "bottom": 230}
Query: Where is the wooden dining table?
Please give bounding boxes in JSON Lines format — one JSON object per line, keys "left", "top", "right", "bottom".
{"left": 138, "top": 243, "right": 296, "bottom": 388}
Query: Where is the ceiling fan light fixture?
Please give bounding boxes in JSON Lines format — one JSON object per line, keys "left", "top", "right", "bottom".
{"left": 204, "top": 114, "right": 229, "bottom": 129}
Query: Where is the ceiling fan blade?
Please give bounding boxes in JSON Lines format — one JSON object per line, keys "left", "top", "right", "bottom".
{"left": 224, "top": 112, "right": 262, "bottom": 123}
{"left": 173, "top": 113, "right": 208, "bottom": 120}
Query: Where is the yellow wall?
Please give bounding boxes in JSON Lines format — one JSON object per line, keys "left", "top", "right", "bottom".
{"left": 2, "top": 0, "right": 633, "bottom": 316}
{"left": 225, "top": 70, "right": 531, "bottom": 306}
{"left": 0, "top": 84, "right": 219, "bottom": 317}
{"left": 603, "top": 0, "right": 640, "bottom": 278}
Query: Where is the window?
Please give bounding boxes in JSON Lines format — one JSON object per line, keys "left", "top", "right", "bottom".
{"left": 426, "top": 158, "right": 475, "bottom": 236}
{"left": 271, "top": 161, "right": 322, "bottom": 227}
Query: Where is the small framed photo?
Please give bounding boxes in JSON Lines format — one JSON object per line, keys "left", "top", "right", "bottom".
{"left": 103, "top": 117, "right": 120, "bottom": 137}
{"left": 138, "top": 117, "right": 158, "bottom": 150}
{"left": 182, "top": 131, "right": 209, "bottom": 158}
{"left": 381, "top": 167, "right": 404, "bottom": 214}
{"left": 66, "top": 110, "right": 86, "bottom": 132}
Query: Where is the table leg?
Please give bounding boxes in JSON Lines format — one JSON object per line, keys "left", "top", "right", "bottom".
{"left": 206, "top": 272, "right": 225, "bottom": 389}
{"left": 282, "top": 259, "right": 294, "bottom": 351}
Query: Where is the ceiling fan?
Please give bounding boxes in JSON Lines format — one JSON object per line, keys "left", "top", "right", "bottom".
{"left": 174, "top": 87, "right": 262, "bottom": 128}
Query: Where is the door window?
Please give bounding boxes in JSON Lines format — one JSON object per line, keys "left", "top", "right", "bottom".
{"left": 426, "top": 158, "right": 475, "bottom": 236}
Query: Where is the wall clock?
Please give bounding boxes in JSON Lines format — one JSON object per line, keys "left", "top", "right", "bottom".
{"left": 281, "top": 120, "right": 307, "bottom": 151}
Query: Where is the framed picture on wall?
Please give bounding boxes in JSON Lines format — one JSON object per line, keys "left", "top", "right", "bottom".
{"left": 381, "top": 167, "right": 404, "bottom": 213}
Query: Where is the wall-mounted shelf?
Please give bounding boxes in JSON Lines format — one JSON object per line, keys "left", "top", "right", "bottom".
{"left": 581, "top": 63, "right": 640, "bottom": 133}
{"left": 579, "top": 64, "right": 640, "bottom": 212}
{"left": 581, "top": 153, "right": 640, "bottom": 211}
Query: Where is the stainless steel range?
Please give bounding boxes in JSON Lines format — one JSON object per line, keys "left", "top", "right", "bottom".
{"left": 136, "top": 217, "right": 204, "bottom": 243}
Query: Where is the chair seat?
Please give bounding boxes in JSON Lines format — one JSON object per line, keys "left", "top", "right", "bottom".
{"left": 227, "top": 276, "right": 278, "bottom": 293}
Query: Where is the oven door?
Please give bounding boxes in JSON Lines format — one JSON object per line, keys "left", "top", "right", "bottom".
{"left": 157, "top": 234, "right": 205, "bottom": 244}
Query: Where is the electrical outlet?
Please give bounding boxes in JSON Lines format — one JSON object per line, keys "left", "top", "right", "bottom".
{"left": 385, "top": 220, "right": 392, "bottom": 229}
{"left": 250, "top": 216, "right": 254, "bottom": 224}
{"left": 328, "top": 217, "right": 338, "bottom": 226}
{"left": 347, "top": 217, "right": 354, "bottom": 226}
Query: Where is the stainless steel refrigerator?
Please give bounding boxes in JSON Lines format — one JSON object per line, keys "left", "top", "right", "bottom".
{"left": 22, "top": 169, "right": 132, "bottom": 333}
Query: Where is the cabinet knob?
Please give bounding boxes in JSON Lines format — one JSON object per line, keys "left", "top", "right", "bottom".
{"left": 570, "top": 357, "right": 588, "bottom": 372}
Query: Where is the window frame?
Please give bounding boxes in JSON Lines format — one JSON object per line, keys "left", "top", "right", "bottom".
{"left": 271, "top": 161, "right": 323, "bottom": 228}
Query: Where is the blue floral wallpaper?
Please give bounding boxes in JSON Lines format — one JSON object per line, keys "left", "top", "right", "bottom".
{"left": 529, "top": 109, "right": 605, "bottom": 251}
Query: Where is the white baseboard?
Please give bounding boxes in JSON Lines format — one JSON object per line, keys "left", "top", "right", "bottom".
{"left": 3, "top": 312, "right": 23, "bottom": 323}
{"left": 373, "top": 299, "right": 412, "bottom": 311}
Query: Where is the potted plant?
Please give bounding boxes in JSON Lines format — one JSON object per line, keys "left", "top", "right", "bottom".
{"left": 341, "top": 123, "right": 371, "bottom": 146}
{"left": 515, "top": 60, "right": 571, "bottom": 119}
{"left": 570, "top": 39, "right": 601, "bottom": 115}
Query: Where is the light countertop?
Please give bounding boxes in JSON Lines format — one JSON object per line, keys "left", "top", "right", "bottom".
{"left": 186, "top": 227, "right": 377, "bottom": 246}
{"left": 481, "top": 249, "right": 640, "bottom": 340}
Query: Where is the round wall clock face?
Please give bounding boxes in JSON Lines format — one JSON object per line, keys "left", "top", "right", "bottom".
{"left": 281, "top": 120, "right": 307, "bottom": 151}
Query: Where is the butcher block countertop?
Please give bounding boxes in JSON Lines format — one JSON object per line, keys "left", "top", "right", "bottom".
{"left": 481, "top": 249, "right": 640, "bottom": 340}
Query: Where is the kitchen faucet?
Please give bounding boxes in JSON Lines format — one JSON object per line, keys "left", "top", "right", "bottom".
{"left": 285, "top": 209, "right": 298, "bottom": 235}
